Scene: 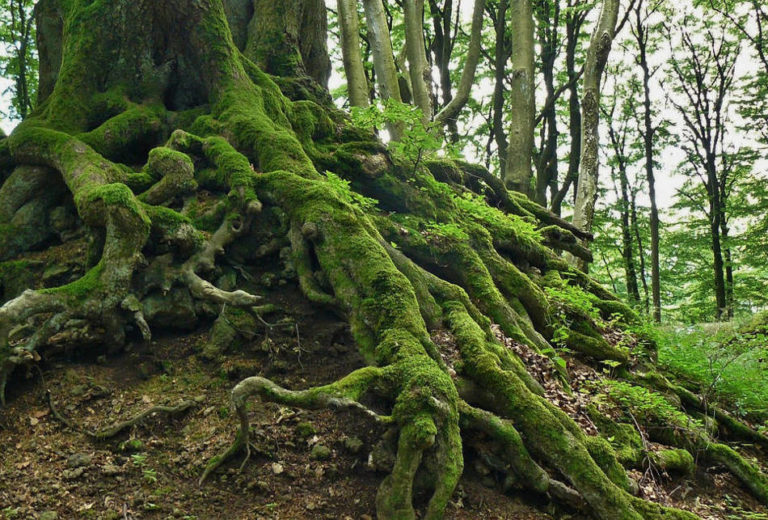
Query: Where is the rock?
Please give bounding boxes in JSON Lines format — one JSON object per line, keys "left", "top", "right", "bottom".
{"left": 102, "top": 464, "right": 123, "bottom": 476}
{"left": 141, "top": 288, "right": 197, "bottom": 330}
{"left": 310, "top": 444, "right": 331, "bottom": 461}
{"left": 295, "top": 422, "right": 317, "bottom": 439}
{"left": 246, "top": 480, "right": 270, "bottom": 493}
{"left": 271, "top": 463, "right": 284, "bottom": 475}
{"left": 342, "top": 436, "right": 363, "bottom": 454}
{"left": 66, "top": 452, "right": 92, "bottom": 468}
{"left": 62, "top": 466, "right": 86, "bottom": 480}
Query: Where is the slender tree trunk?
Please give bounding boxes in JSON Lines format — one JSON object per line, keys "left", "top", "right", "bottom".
{"left": 534, "top": 0, "right": 560, "bottom": 207}
{"left": 428, "top": 0, "right": 459, "bottom": 140}
{"left": 433, "top": 0, "right": 486, "bottom": 129}
{"left": 504, "top": 0, "right": 535, "bottom": 195}
{"left": 551, "top": 10, "right": 583, "bottom": 215}
{"left": 404, "top": 0, "right": 433, "bottom": 123}
{"left": 363, "top": 0, "right": 404, "bottom": 139}
{"left": 631, "top": 191, "right": 650, "bottom": 314}
{"left": 635, "top": 7, "right": 661, "bottom": 322}
{"left": 338, "top": 0, "right": 370, "bottom": 108}
{"left": 571, "top": 0, "right": 620, "bottom": 240}
{"left": 708, "top": 163, "right": 728, "bottom": 321}
{"left": 618, "top": 166, "right": 640, "bottom": 304}
{"left": 492, "top": 0, "right": 509, "bottom": 175}
{"left": 721, "top": 218, "right": 734, "bottom": 319}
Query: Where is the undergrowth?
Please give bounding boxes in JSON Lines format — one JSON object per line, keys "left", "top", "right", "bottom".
{"left": 655, "top": 315, "right": 768, "bottom": 422}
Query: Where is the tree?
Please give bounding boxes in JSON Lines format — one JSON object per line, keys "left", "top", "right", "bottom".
{"left": 503, "top": 0, "right": 535, "bottom": 195}
{"left": 572, "top": 0, "right": 628, "bottom": 243}
{"left": 0, "top": 0, "right": 37, "bottom": 120}
{"left": 337, "top": 0, "right": 370, "bottom": 108}
{"left": 667, "top": 13, "right": 742, "bottom": 320}
{"left": 630, "top": 0, "right": 667, "bottom": 322}
{"left": 1, "top": 1, "right": 768, "bottom": 519}
{"left": 603, "top": 74, "right": 642, "bottom": 306}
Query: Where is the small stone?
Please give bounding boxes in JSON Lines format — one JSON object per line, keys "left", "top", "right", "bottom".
{"left": 70, "top": 384, "right": 88, "bottom": 397}
{"left": 295, "top": 422, "right": 317, "bottom": 439}
{"left": 67, "top": 453, "right": 92, "bottom": 468}
{"left": 102, "top": 464, "right": 122, "bottom": 476}
{"left": 310, "top": 444, "right": 331, "bottom": 461}
{"left": 342, "top": 436, "right": 364, "bottom": 454}
{"left": 246, "top": 480, "right": 270, "bottom": 493}
{"left": 271, "top": 463, "right": 284, "bottom": 475}
{"left": 63, "top": 467, "right": 86, "bottom": 480}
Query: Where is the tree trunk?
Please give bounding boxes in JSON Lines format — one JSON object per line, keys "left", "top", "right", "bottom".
{"left": 363, "top": 0, "right": 404, "bottom": 139}
{"left": 504, "top": 0, "right": 534, "bottom": 196}
{"left": 404, "top": 0, "right": 433, "bottom": 124}
{"left": 550, "top": 6, "right": 584, "bottom": 216}
{"left": 338, "top": 0, "right": 370, "bottom": 108}
{"left": 634, "top": 4, "right": 661, "bottom": 322}
{"left": 630, "top": 191, "right": 650, "bottom": 314}
{"left": 491, "top": 0, "right": 509, "bottom": 175}
{"left": 618, "top": 166, "right": 640, "bottom": 305}
{"left": 708, "top": 162, "right": 728, "bottom": 321}
{"left": 571, "top": 0, "right": 620, "bottom": 239}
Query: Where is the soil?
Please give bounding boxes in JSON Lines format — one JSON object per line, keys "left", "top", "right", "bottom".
{"left": 1, "top": 281, "right": 766, "bottom": 519}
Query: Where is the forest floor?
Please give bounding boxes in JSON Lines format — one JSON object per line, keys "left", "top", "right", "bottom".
{"left": 1, "top": 247, "right": 767, "bottom": 519}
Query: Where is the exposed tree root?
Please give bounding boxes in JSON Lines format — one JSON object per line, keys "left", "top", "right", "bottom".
{"left": 47, "top": 390, "right": 199, "bottom": 439}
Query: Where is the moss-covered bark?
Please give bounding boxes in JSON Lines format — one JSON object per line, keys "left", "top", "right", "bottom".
{"left": 1, "top": 1, "right": 766, "bottom": 518}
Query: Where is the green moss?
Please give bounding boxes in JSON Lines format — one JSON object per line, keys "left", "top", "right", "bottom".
{"left": 41, "top": 261, "right": 105, "bottom": 300}
{"left": 588, "top": 406, "right": 644, "bottom": 467}
{"left": 649, "top": 449, "right": 694, "bottom": 475}
{"left": 184, "top": 195, "right": 228, "bottom": 233}
{"left": 584, "top": 435, "right": 631, "bottom": 491}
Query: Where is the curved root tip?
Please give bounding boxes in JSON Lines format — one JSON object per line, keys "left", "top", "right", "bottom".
{"left": 199, "top": 429, "right": 247, "bottom": 485}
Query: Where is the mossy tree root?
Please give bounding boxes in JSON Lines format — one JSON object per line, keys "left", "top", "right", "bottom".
{"left": 441, "top": 300, "right": 696, "bottom": 520}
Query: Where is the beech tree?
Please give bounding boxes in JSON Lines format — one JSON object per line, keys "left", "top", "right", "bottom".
{"left": 2, "top": 1, "right": 768, "bottom": 519}
{"left": 667, "top": 14, "right": 741, "bottom": 320}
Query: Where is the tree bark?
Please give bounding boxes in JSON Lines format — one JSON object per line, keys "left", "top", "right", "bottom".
{"left": 404, "top": 0, "right": 433, "bottom": 123}
{"left": 363, "top": 0, "right": 404, "bottom": 139}
{"left": 338, "top": 0, "right": 370, "bottom": 107}
{"left": 571, "top": 0, "right": 620, "bottom": 241}
{"left": 504, "top": 0, "right": 535, "bottom": 196}
{"left": 491, "top": 0, "right": 510, "bottom": 175}
{"left": 433, "top": 0, "right": 486, "bottom": 129}
{"left": 550, "top": 3, "right": 586, "bottom": 216}
{"left": 632, "top": 0, "right": 661, "bottom": 322}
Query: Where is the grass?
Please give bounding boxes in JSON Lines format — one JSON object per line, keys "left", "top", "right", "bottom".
{"left": 656, "top": 315, "right": 768, "bottom": 423}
